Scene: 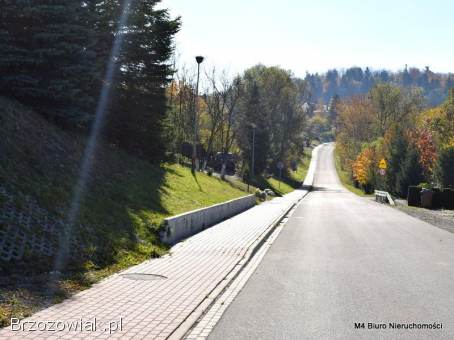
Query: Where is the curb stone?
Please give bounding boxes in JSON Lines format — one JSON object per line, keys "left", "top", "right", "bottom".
{"left": 171, "top": 144, "right": 322, "bottom": 339}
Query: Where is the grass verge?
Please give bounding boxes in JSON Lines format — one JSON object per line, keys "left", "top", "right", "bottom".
{"left": 257, "top": 146, "right": 313, "bottom": 196}
{"left": 0, "top": 96, "right": 314, "bottom": 327}
{"left": 1, "top": 96, "right": 313, "bottom": 327}
{"left": 0, "top": 97, "right": 249, "bottom": 327}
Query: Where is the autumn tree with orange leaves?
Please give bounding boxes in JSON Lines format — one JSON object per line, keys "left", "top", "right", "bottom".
{"left": 336, "top": 83, "right": 435, "bottom": 196}
{"left": 352, "top": 147, "right": 376, "bottom": 192}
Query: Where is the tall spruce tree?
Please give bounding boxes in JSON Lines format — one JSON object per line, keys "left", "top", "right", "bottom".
{"left": 385, "top": 126, "right": 408, "bottom": 194}
{"left": 236, "top": 81, "right": 269, "bottom": 175}
{"left": 96, "top": 0, "right": 180, "bottom": 161}
{"left": 435, "top": 146, "right": 454, "bottom": 188}
{"left": 0, "top": 0, "right": 97, "bottom": 125}
{"left": 396, "top": 145, "right": 425, "bottom": 197}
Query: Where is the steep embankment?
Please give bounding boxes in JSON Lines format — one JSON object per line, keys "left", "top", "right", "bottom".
{"left": 0, "top": 96, "right": 314, "bottom": 326}
{"left": 0, "top": 96, "right": 252, "bottom": 264}
{"left": 0, "top": 97, "right": 250, "bottom": 325}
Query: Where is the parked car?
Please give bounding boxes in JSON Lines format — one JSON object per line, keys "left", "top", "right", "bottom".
{"left": 211, "top": 152, "right": 236, "bottom": 173}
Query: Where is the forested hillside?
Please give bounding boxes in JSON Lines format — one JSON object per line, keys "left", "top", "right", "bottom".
{"left": 304, "top": 66, "right": 454, "bottom": 107}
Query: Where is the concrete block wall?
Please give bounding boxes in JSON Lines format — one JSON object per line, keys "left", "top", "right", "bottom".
{"left": 0, "top": 186, "right": 83, "bottom": 262}
{"left": 161, "top": 195, "right": 256, "bottom": 244}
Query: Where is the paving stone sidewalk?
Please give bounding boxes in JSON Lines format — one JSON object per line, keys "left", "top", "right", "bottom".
{"left": 0, "top": 189, "right": 308, "bottom": 340}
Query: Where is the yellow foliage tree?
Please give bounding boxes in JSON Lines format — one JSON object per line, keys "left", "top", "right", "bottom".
{"left": 352, "top": 147, "right": 375, "bottom": 186}
{"left": 336, "top": 97, "right": 376, "bottom": 170}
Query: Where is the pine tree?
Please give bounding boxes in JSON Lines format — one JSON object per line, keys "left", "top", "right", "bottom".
{"left": 362, "top": 67, "right": 373, "bottom": 92}
{"left": 99, "top": 0, "right": 180, "bottom": 161}
{"left": 324, "top": 69, "right": 338, "bottom": 102}
{"left": 328, "top": 94, "right": 340, "bottom": 126}
{"left": 436, "top": 146, "right": 454, "bottom": 188}
{"left": 402, "top": 64, "right": 412, "bottom": 87}
{"left": 384, "top": 126, "right": 408, "bottom": 194}
{"left": 236, "top": 81, "right": 269, "bottom": 175}
{"left": 0, "top": 0, "right": 97, "bottom": 125}
{"left": 446, "top": 75, "right": 454, "bottom": 94}
{"left": 396, "top": 146, "right": 425, "bottom": 197}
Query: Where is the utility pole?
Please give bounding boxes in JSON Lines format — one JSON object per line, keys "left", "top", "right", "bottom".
{"left": 193, "top": 55, "right": 204, "bottom": 172}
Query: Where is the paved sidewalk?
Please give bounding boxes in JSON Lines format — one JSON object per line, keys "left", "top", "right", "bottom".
{"left": 0, "top": 190, "right": 308, "bottom": 339}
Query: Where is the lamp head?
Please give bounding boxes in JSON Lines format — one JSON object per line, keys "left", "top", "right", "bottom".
{"left": 195, "top": 56, "right": 204, "bottom": 64}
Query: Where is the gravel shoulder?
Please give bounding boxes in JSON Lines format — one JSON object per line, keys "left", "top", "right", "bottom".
{"left": 391, "top": 199, "right": 454, "bottom": 234}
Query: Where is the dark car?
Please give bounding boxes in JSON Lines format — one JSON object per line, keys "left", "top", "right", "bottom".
{"left": 212, "top": 152, "right": 236, "bottom": 173}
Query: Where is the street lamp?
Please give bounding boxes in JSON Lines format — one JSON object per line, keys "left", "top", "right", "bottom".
{"left": 250, "top": 123, "right": 257, "bottom": 178}
{"left": 193, "top": 55, "right": 204, "bottom": 172}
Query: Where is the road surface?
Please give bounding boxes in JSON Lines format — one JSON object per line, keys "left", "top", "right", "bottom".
{"left": 209, "top": 143, "right": 454, "bottom": 340}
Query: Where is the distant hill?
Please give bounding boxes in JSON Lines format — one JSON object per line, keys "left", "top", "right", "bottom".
{"left": 303, "top": 66, "right": 454, "bottom": 107}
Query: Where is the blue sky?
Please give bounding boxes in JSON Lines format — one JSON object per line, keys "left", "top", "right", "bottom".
{"left": 158, "top": 0, "right": 454, "bottom": 77}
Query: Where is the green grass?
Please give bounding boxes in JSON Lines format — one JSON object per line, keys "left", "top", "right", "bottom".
{"left": 289, "top": 146, "right": 312, "bottom": 183}
{"left": 264, "top": 177, "right": 295, "bottom": 195}
{"left": 333, "top": 147, "right": 370, "bottom": 197}
{"left": 254, "top": 146, "right": 314, "bottom": 196}
{"left": 153, "top": 164, "right": 248, "bottom": 222}
{"left": 0, "top": 97, "right": 250, "bottom": 327}
{"left": 1, "top": 103, "right": 250, "bottom": 263}
{"left": 0, "top": 95, "right": 314, "bottom": 327}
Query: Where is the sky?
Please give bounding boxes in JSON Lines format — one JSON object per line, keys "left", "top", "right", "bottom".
{"left": 158, "top": 0, "right": 454, "bottom": 78}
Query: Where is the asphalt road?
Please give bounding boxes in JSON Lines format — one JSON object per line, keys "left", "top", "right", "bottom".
{"left": 209, "top": 143, "right": 454, "bottom": 340}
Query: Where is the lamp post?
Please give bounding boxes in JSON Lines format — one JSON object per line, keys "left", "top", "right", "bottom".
{"left": 250, "top": 123, "right": 257, "bottom": 179}
{"left": 192, "top": 56, "right": 204, "bottom": 172}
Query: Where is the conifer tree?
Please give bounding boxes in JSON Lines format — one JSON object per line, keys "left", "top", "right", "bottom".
{"left": 396, "top": 146, "right": 425, "bottom": 197}
{"left": 0, "top": 0, "right": 97, "bottom": 125}
{"left": 236, "top": 81, "right": 269, "bottom": 174}
{"left": 98, "top": 0, "right": 181, "bottom": 161}
{"left": 436, "top": 146, "right": 454, "bottom": 188}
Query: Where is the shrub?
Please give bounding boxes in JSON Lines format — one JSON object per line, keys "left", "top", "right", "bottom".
{"left": 417, "top": 182, "right": 430, "bottom": 189}
{"left": 435, "top": 146, "right": 454, "bottom": 188}
{"left": 352, "top": 147, "right": 375, "bottom": 190}
{"left": 254, "top": 189, "right": 267, "bottom": 201}
{"left": 397, "top": 146, "right": 425, "bottom": 197}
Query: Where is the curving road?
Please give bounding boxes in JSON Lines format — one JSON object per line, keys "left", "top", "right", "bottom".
{"left": 209, "top": 143, "right": 454, "bottom": 340}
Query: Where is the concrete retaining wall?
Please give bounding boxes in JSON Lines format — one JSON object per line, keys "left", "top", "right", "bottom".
{"left": 160, "top": 195, "right": 256, "bottom": 244}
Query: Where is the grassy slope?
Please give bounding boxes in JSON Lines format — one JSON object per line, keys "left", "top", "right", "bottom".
{"left": 0, "top": 97, "right": 249, "bottom": 326}
{"left": 333, "top": 146, "right": 370, "bottom": 197}
{"left": 0, "top": 97, "right": 250, "bottom": 260}
{"left": 0, "top": 97, "right": 313, "bottom": 326}
{"left": 1, "top": 97, "right": 313, "bottom": 326}
{"left": 263, "top": 146, "right": 313, "bottom": 195}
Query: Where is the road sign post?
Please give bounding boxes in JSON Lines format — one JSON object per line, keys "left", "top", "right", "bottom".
{"left": 378, "top": 158, "right": 387, "bottom": 177}
{"left": 277, "top": 161, "right": 284, "bottom": 190}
